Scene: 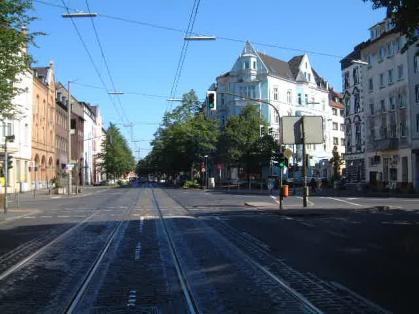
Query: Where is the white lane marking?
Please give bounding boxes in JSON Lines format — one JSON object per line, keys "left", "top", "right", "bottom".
{"left": 270, "top": 195, "right": 280, "bottom": 204}
{"left": 23, "top": 216, "right": 36, "bottom": 219}
{"left": 134, "top": 242, "right": 141, "bottom": 260}
{"left": 139, "top": 216, "right": 144, "bottom": 233}
{"left": 346, "top": 198, "right": 359, "bottom": 200}
{"left": 127, "top": 289, "right": 137, "bottom": 307}
{"left": 57, "top": 215, "right": 70, "bottom": 218}
{"left": 40, "top": 215, "right": 53, "bottom": 218}
{"left": 326, "top": 197, "right": 362, "bottom": 207}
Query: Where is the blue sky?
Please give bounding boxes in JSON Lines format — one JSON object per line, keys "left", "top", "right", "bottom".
{"left": 30, "top": 0, "right": 385, "bottom": 159}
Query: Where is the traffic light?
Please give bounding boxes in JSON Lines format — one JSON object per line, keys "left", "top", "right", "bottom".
{"left": 207, "top": 91, "right": 216, "bottom": 111}
{"left": 276, "top": 152, "right": 288, "bottom": 169}
{"left": 7, "top": 154, "right": 13, "bottom": 170}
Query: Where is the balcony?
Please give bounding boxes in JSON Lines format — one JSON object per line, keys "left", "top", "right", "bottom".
{"left": 373, "top": 138, "right": 399, "bottom": 151}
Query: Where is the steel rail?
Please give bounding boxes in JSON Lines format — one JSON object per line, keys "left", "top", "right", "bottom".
{"left": 65, "top": 188, "right": 142, "bottom": 313}
{"left": 150, "top": 185, "right": 199, "bottom": 314}
{"left": 161, "top": 188, "right": 323, "bottom": 314}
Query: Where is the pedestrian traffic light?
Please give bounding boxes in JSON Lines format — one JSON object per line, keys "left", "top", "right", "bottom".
{"left": 207, "top": 91, "right": 216, "bottom": 111}
{"left": 277, "top": 153, "right": 288, "bottom": 169}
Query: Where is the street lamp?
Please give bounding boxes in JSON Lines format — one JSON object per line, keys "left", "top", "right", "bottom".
{"left": 184, "top": 35, "right": 216, "bottom": 41}
{"left": 62, "top": 12, "right": 97, "bottom": 18}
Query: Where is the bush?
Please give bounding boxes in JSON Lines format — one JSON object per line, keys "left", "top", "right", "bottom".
{"left": 182, "top": 180, "right": 200, "bottom": 189}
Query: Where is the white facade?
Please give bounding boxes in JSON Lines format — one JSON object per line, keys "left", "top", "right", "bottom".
{"left": 83, "top": 103, "right": 96, "bottom": 185}
{"left": 342, "top": 17, "right": 419, "bottom": 191}
{"left": 0, "top": 70, "right": 33, "bottom": 192}
{"left": 91, "top": 106, "right": 104, "bottom": 184}
{"left": 211, "top": 42, "right": 337, "bottom": 172}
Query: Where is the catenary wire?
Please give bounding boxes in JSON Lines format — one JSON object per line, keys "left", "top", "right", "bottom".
{"left": 59, "top": 0, "right": 125, "bottom": 123}
{"left": 84, "top": 0, "right": 130, "bottom": 124}
{"left": 35, "top": 0, "right": 343, "bottom": 59}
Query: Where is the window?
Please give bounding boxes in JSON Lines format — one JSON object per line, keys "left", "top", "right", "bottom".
{"left": 367, "top": 54, "right": 373, "bottom": 67}
{"left": 388, "top": 69, "right": 393, "bottom": 85}
{"left": 380, "top": 73, "right": 384, "bottom": 87}
{"left": 333, "top": 137, "right": 339, "bottom": 145}
{"left": 369, "top": 78, "right": 373, "bottom": 92}
{"left": 354, "top": 92, "right": 360, "bottom": 113}
{"left": 414, "top": 54, "right": 419, "bottom": 73}
{"left": 400, "top": 120, "right": 407, "bottom": 137}
{"left": 340, "top": 124, "right": 345, "bottom": 131}
{"left": 298, "top": 93, "right": 302, "bottom": 105}
{"left": 287, "top": 91, "right": 292, "bottom": 104}
{"left": 308, "top": 73, "right": 311, "bottom": 81}
{"left": 244, "top": 60, "right": 250, "bottom": 69}
{"left": 273, "top": 87, "right": 278, "bottom": 101}
{"left": 417, "top": 114, "right": 419, "bottom": 132}
{"left": 379, "top": 46, "right": 385, "bottom": 61}
{"left": 397, "top": 65, "right": 403, "bottom": 80}
{"left": 305, "top": 94, "right": 308, "bottom": 104}
{"left": 398, "top": 93, "right": 406, "bottom": 108}
{"left": 332, "top": 108, "right": 337, "bottom": 116}
{"left": 333, "top": 122, "right": 338, "bottom": 130}
{"left": 344, "top": 72, "right": 350, "bottom": 89}
{"left": 353, "top": 68, "right": 359, "bottom": 84}
{"left": 389, "top": 96, "right": 395, "bottom": 110}
{"left": 252, "top": 60, "right": 256, "bottom": 69}
{"left": 369, "top": 103, "right": 375, "bottom": 115}
{"left": 345, "top": 97, "right": 350, "bottom": 115}
{"left": 381, "top": 99, "right": 386, "bottom": 112}
{"left": 341, "top": 138, "right": 345, "bottom": 146}
{"left": 340, "top": 109, "right": 344, "bottom": 117}
{"left": 416, "top": 85, "right": 419, "bottom": 103}
{"left": 387, "top": 42, "right": 394, "bottom": 57}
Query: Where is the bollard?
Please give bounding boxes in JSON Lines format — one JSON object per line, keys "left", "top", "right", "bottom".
{"left": 282, "top": 185, "right": 289, "bottom": 198}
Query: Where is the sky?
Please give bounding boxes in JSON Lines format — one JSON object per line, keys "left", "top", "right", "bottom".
{"left": 30, "top": 0, "right": 386, "bottom": 159}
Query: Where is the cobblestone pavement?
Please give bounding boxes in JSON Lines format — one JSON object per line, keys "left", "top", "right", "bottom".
{"left": 1, "top": 184, "right": 414, "bottom": 313}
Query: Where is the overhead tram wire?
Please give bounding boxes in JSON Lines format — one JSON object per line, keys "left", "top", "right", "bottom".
{"left": 59, "top": 0, "right": 125, "bottom": 124}
{"left": 84, "top": 0, "right": 130, "bottom": 124}
{"left": 168, "top": 0, "right": 201, "bottom": 111}
{"left": 37, "top": 0, "right": 344, "bottom": 59}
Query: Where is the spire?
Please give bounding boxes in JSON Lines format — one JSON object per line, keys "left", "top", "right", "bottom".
{"left": 241, "top": 41, "right": 257, "bottom": 56}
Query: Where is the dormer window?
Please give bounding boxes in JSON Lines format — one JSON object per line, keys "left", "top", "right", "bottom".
{"left": 243, "top": 60, "right": 250, "bottom": 69}
{"left": 252, "top": 60, "right": 256, "bottom": 69}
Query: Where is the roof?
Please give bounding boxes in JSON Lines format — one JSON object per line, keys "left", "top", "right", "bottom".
{"left": 288, "top": 55, "right": 304, "bottom": 79}
{"left": 257, "top": 52, "right": 294, "bottom": 80}
{"left": 33, "top": 67, "right": 49, "bottom": 84}
{"left": 330, "top": 101, "right": 344, "bottom": 109}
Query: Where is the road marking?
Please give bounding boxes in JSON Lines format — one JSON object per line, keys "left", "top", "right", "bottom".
{"left": 296, "top": 196, "right": 315, "bottom": 206}
{"left": 270, "top": 195, "right": 279, "bottom": 204}
{"left": 127, "top": 290, "right": 137, "bottom": 307}
{"left": 134, "top": 242, "right": 141, "bottom": 260}
{"left": 326, "top": 197, "right": 362, "bottom": 207}
{"left": 139, "top": 216, "right": 144, "bottom": 233}
{"left": 23, "top": 216, "right": 36, "bottom": 219}
{"left": 57, "top": 215, "right": 70, "bottom": 218}
{"left": 40, "top": 215, "right": 53, "bottom": 218}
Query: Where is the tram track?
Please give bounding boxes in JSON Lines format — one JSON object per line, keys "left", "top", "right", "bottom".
{"left": 150, "top": 185, "right": 199, "bottom": 314}
{"left": 163, "top": 188, "right": 390, "bottom": 314}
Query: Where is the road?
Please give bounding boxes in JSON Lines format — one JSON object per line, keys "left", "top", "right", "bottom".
{"left": 0, "top": 184, "right": 418, "bottom": 313}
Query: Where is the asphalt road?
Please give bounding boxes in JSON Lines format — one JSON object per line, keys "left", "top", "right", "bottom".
{"left": 0, "top": 184, "right": 417, "bottom": 313}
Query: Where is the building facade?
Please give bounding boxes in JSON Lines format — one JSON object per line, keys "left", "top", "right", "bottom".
{"left": 0, "top": 70, "right": 33, "bottom": 193}
{"left": 342, "top": 17, "right": 419, "bottom": 191}
{"left": 55, "top": 83, "right": 69, "bottom": 187}
{"left": 32, "top": 63, "right": 56, "bottom": 189}
{"left": 82, "top": 102, "right": 96, "bottom": 185}
{"left": 209, "top": 42, "right": 338, "bottom": 177}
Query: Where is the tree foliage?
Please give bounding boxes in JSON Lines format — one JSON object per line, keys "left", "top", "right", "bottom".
{"left": 99, "top": 123, "right": 135, "bottom": 179}
{"left": 216, "top": 104, "right": 279, "bottom": 180}
{"left": 136, "top": 90, "right": 219, "bottom": 179}
{"left": 0, "top": 0, "right": 37, "bottom": 120}
{"left": 363, "top": 0, "right": 419, "bottom": 51}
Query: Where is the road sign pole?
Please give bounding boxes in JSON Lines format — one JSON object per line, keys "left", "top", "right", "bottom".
{"left": 4, "top": 142, "right": 8, "bottom": 214}
{"left": 302, "top": 117, "right": 308, "bottom": 207}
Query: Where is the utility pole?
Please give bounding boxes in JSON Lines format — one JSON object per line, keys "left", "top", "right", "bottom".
{"left": 302, "top": 117, "right": 308, "bottom": 207}
{"left": 67, "top": 81, "right": 72, "bottom": 195}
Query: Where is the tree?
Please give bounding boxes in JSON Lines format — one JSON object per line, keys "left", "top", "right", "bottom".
{"left": 363, "top": 0, "right": 419, "bottom": 51}
{"left": 139, "top": 90, "right": 219, "bottom": 181}
{"left": 217, "top": 104, "right": 278, "bottom": 183}
{"left": 0, "top": 0, "right": 38, "bottom": 120}
{"left": 329, "top": 146, "right": 344, "bottom": 180}
{"left": 99, "top": 124, "right": 135, "bottom": 180}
